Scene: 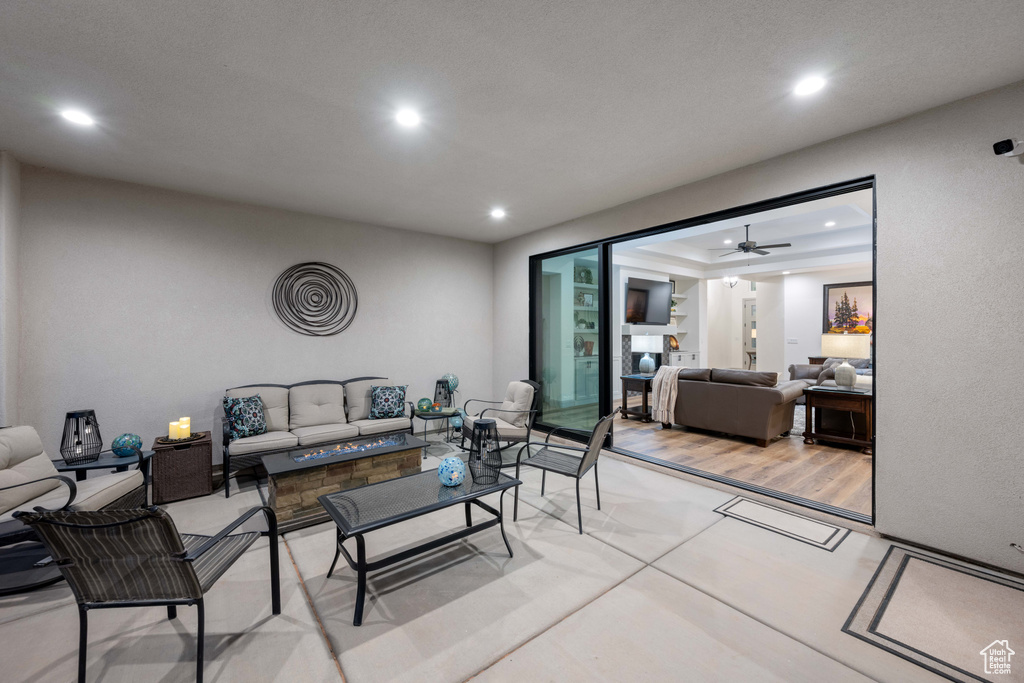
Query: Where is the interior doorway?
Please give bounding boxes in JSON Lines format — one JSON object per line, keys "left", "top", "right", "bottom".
{"left": 742, "top": 298, "right": 756, "bottom": 369}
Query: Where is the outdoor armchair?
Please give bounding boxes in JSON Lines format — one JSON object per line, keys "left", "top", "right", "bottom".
{"left": 514, "top": 408, "right": 618, "bottom": 534}
{"left": 14, "top": 505, "right": 280, "bottom": 683}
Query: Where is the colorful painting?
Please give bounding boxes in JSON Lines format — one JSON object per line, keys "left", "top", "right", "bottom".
{"left": 823, "top": 281, "right": 873, "bottom": 334}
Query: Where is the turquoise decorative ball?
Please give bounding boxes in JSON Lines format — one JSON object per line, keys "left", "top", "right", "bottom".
{"left": 437, "top": 457, "right": 466, "bottom": 487}
{"left": 443, "top": 372, "right": 459, "bottom": 392}
{"left": 450, "top": 415, "right": 463, "bottom": 430}
{"left": 417, "top": 398, "right": 432, "bottom": 412}
{"left": 112, "top": 433, "right": 142, "bottom": 457}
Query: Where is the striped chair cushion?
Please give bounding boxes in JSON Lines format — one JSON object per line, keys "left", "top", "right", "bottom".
{"left": 15, "top": 508, "right": 203, "bottom": 603}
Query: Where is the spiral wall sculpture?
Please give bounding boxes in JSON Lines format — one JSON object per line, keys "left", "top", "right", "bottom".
{"left": 272, "top": 262, "right": 358, "bottom": 336}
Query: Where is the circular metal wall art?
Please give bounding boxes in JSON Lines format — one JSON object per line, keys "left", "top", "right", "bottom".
{"left": 272, "top": 262, "right": 358, "bottom": 336}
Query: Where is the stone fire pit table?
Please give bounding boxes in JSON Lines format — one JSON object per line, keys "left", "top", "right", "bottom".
{"left": 262, "top": 432, "right": 425, "bottom": 532}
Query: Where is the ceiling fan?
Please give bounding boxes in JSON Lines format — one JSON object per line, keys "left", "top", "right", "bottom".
{"left": 713, "top": 224, "right": 791, "bottom": 257}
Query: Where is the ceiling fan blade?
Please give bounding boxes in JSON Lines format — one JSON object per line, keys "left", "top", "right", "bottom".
{"left": 717, "top": 251, "right": 738, "bottom": 258}
{"left": 752, "top": 249, "right": 770, "bottom": 255}
{"left": 755, "top": 243, "right": 791, "bottom": 249}
{"left": 709, "top": 247, "right": 737, "bottom": 250}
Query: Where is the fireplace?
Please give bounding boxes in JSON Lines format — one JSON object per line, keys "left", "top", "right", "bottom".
{"left": 630, "top": 352, "right": 663, "bottom": 374}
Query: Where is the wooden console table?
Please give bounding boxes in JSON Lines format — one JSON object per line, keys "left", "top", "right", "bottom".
{"left": 802, "top": 387, "right": 873, "bottom": 454}
{"left": 620, "top": 374, "right": 654, "bottom": 423}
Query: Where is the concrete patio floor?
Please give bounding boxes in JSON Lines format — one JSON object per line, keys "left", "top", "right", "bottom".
{"left": 0, "top": 443, "right": 969, "bottom": 682}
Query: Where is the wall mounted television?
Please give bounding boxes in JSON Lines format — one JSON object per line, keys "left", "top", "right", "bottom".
{"left": 624, "top": 278, "right": 672, "bottom": 325}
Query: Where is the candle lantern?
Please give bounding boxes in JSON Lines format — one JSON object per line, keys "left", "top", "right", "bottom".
{"left": 60, "top": 410, "right": 104, "bottom": 465}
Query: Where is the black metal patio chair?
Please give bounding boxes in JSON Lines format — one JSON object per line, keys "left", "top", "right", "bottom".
{"left": 461, "top": 379, "right": 541, "bottom": 465}
{"left": 13, "top": 505, "right": 280, "bottom": 683}
{"left": 513, "top": 408, "right": 618, "bottom": 534}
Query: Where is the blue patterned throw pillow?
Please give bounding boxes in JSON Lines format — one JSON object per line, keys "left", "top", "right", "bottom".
{"left": 369, "top": 385, "right": 408, "bottom": 419}
{"left": 223, "top": 394, "right": 268, "bottom": 441}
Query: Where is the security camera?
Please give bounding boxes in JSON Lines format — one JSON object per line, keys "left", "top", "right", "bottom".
{"left": 993, "top": 138, "right": 1023, "bottom": 157}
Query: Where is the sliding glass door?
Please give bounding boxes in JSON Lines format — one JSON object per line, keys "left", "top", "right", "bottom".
{"left": 531, "top": 245, "right": 609, "bottom": 436}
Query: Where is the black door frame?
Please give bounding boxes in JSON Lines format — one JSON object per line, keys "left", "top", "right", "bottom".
{"left": 529, "top": 243, "right": 613, "bottom": 440}
{"left": 529, "top": 176, "right": 877, "bottom": 524}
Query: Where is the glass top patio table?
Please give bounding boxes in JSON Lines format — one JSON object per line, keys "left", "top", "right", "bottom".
{"left": 319, "top": 469, "right": 520, "bottom": 536}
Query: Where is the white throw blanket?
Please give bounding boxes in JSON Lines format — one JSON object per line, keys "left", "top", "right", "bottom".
{"left": 651, "top": 365, "right": 685, "bottom": 424}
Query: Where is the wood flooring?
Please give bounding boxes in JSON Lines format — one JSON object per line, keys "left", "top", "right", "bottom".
{"left": 612, "top": 403, "right": 873, "bottom": 517}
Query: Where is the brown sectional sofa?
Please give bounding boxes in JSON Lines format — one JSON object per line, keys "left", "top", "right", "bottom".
{"left": 671, "top": 368, "right": 804, "bottom": 446}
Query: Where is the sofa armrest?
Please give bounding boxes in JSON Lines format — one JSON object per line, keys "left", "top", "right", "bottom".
{"left": 774, "top": 380, "right": 807, "bottom": 404}
{"left": 788, "top": 364, "right": 823, "bottom": 381}
{"left": 221, "top": 411, "right": 232, "bottom": 450}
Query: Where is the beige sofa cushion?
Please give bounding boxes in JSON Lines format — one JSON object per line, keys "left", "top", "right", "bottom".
{"left": 499, "top": 381, "right": 534, "bottom": 428}
{"left": 226, "top": 430, "right": 299, "bottom": 456}
{"left": 226, "top": 386, "right": 290, "bottom": 433}
{"left": 462, "top": 414, "right": 528, "bottom": 441}
{"left": 291, "top": 423, "right": 359, "bottom": 446}
{"left": 346, "top": 379, "right": 392, "bottom": 422}
{"left": 0, "top": 426, "right": 62, "bottom": 516}
{"left": 0, "top": 469, "right": 143, "bottom": 523}
{"left": 349, "top": 417, "right": 411, "bottom": 436}
{"left": 289, "top": 383, "right": 346, "bottom": 429}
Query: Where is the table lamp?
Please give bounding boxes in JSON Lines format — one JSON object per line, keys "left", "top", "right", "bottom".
{"left": 820, "top": 334, "right": 871, "bottom": 389}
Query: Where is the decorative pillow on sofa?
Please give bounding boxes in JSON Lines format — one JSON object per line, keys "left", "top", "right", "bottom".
{"left": 223, "top": 394, "right": 268, "bottom": 441}
{"left": 369, "top": 385, "right": 408, "bottom": 419}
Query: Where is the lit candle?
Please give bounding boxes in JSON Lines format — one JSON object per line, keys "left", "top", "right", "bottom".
{"left": 169, "top": 421, "right": 180, "bottom": 439}
{"left": 178, "top": 420, "right": 190, "bottom": 439}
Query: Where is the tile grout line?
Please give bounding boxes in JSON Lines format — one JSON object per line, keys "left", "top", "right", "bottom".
{"left": 282, "top": 536, "right": 347, "bottom": 683}
{"left": 464, "top": 493, "right": 730, "bottom": 679}
{"left": 647, "top": 563, "right": 881, "bottom": 681}
{"left": 462, "top": 563, "right": 648, "bottom": 682}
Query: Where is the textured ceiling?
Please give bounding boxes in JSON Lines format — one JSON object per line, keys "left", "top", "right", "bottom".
{"left": 616, "top": 190, "right": 873, "bottom": 275}
{"left": 1, "top": 1, "right": 1022, "bottom": 243}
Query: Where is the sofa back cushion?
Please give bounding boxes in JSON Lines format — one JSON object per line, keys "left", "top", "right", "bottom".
{"left": 289, "top": 383, "right": 346, "bottom": 429}
{"left": 0, "top": 426, "right": 62, "bottom": 515}
{"left": 346, "top": 379, "right": 392, "bottom": 421}
{"left": 500, "top": 381, "right": 535, "bottom": 428}
{"left": 226, "top": 386, "right": 289, "bottom": 432}
{"left": 678, "top": 368, "right": 712, "bottom": 382}
{"left": 710, "top": 369, "right": 779, "bottom": 387}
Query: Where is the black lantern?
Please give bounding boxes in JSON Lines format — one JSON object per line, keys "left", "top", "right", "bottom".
{"left": 433, "top": 379, "right": 452, "bottom": 408}
{"left": 60, "top": 410, "right": 103, "bottom": 465}
{"left": 467, "top": 419, "right": 501, "bottom": 485}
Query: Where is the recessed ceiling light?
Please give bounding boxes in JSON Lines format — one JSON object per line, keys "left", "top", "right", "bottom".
{"left": 394, "top": 108, "right": 421, "bottom": 128}
{"left": 60, "top": 109, "right": 95, "bottom": 126}
{"left": 783, "top": 271, "right": 791, "bottom": 275}
{"left": 793, "top": 76, "right": 827, "bottom": 97}
{"left": 723, "top": 239, "right": 732, "bottom": 244}
{"left": 490, "top": 208, "right": 506, "bottom": 219}
{"left": 825, "top": 221, "right": 836, "bottom": 227}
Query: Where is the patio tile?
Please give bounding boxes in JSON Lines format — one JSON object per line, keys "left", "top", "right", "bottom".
{"left": 285, "top": 498, "right": 643, "bottom": 683}
{"left": 512, "top": 454, "right": 734, "bottom": 562}
{"left": 476, "top": 566, "right": 871, "bottom": 682}
{"left": 653, "top": 517, "right": 945, "bottom": 682}
{"left": 0, "top": 538, "right": 339, "bottom": 683}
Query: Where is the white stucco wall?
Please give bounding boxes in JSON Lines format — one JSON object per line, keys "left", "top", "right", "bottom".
{"left": 18, "top": 167, "right": 494, "bottom": 460}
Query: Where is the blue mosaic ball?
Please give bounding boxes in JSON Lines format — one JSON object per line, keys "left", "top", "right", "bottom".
{"left": 437, "top": 457, "right": 466, "bottom": 487}
{"left": 443, "top": 372, "right": 459, "bottom": 392}
{"left": 111, "top": 433, "right": 142, "bottom": 457}
{"left": 449, "top": 415, "right": 463, "bottom": 430}
{"left": 417, "top": 398, "right": 432, "bottom": 412}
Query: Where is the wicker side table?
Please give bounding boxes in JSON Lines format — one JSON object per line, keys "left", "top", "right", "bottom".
{"left": 151, "top": 431, "right": 213, "bottom": 504}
